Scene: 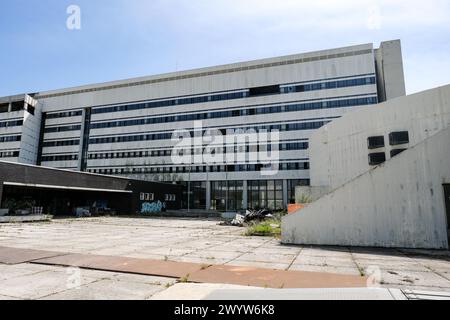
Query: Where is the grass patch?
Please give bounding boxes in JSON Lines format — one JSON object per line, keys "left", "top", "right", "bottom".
{"left": 245, "top": 218, "right": 282, "bottom": 237}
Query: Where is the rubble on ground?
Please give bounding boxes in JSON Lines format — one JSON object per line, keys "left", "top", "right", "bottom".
{"left": 220, "top": 209, "right": 274, "bottom": 227}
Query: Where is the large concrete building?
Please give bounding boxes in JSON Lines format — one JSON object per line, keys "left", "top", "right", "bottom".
{"left": 0, "top": 40, "right": 405, "bottom": 211}
{"left": 283, "top": 84, "right": 450, "bottom": 249}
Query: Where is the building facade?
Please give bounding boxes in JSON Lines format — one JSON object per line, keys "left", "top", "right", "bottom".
{"left": 0, "top": 40, "right": 406, "bottom": 211}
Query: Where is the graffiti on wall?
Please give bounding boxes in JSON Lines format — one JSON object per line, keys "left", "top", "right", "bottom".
{"left": 141, "top": 201, "right": 166, "bottom": 214}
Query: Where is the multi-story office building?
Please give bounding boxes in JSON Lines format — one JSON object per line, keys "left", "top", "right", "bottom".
{"left": 0, "top": 40, "right": 405, "bottom": 211}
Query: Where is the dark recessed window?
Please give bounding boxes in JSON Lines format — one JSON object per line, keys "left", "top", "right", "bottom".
{"left": 26, "top": 104, "right": 35, "bottom": 115}
{"left": 249, "top": 85, "right": 280, "bottom": 97}
{"left": 232, "top": 110, "right": 241, "bottom": 117}
{"left": 11, "top": 101, "right": 24, "bottom": 112}
{"left": 0, "top": 103, "right": 9, "bottom": 113}
{"left": 390, "top": 149, "right": 407, "bottom": 158}
{"left": 295, "top": 85, "right": 305, "bottom": 92}
{"left": 369, "top": 152, "right": 386, "bottom": 166}
{"left": 367, "top": 136, "right": 385, "bottom": 149}
{"left": 389, "top": 131, "right": 409, "bottom": 146}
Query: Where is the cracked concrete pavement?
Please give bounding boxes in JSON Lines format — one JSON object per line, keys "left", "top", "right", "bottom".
{"left": 1, "top": 217, "right": 450, "bottom": 299}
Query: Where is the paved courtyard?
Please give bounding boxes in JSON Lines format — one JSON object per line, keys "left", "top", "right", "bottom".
{"left": 1, "top": 217, "right": 450, "bottom": 299}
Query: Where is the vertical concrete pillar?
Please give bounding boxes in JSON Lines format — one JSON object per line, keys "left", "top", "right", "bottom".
{"left": 0, "top": 183, "right": 4, "bottom": 208}
{"left": 283, "top": 179, "right": 288, "bottom": 209}
{"left": 7, "top": 102, "right": 11, "bottom": 113}
{"left": 243, "top": 180, "right": 248, "bottom": 210}
{"left": 77, "top": 109, "right": 87, "bottom": 171}
{"left": 206, "top": 180, "right": 211, "bottom": 210}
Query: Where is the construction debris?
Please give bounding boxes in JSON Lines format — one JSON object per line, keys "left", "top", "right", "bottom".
{"left": 243, "top": 209, "right": 274, "bottom": 223}
{"left": 230, "top": 214, "right": 245, "bottom": 226}
{"left": 221, "top": 209, "right": 274, "bottom": 227}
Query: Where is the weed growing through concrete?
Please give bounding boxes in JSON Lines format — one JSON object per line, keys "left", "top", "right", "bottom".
{"left": 245, "top": 219, "right": 282, "bottom": 237}
{"left": 179, "top": 274, "right": 190, "bottom": 283}
{"left": 357, "top": 265, "right": 366, "bottom": 277}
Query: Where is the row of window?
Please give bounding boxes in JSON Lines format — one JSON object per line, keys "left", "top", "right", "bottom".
{"left": 89, "top": 96, "right": 377, "bottom": 130}
{"left": 86, "top": 142, "right": 309, "bottom": 161}
{"left": 187, "top": 179, "right": 310, "bottom": 211}
{"left": 88, "top": 121, "right": 328, "bottom": 145}
{"left": 87, "top": 162, "right": 309, "bottom": 175}
{"left": 0, "top": 120, "right": 23, "bottom": 128}
{"left": 88, "top": 75, "right": 375, "bottom": 116}
{"left": 281, "top": 77, "right": 376, "bottom": 93}
{"left": 42, "top": 139, "right": 80, "bottom": 148}
{"left": 92, "top": 92, "right": 247, "bottom": 115}
{"left": 44, "top": 124, "right": 81, "bottom": 134}
{"left": 0, "top": 101, "right": 25, "bottom": 113}
{"left": 41, "top": 154, "right": 79, "bottom": 162}
{"left": 0, "top": 151, "right": 19, "bottom": 158}
{"left": 46, "top": 110, "right": 83, "bottom": 120}
{"left": 139, "top": 193, "right": 177, "bottom": 202}
{"left": 185, "top": 179, "right": 312, "bottom": 211}
{"left": 0, "top": 135, "right": 21, "bottom": 143}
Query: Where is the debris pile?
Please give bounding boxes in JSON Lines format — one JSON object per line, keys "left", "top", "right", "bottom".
{"left": 227, "top": 209, "right": 274, "bottom": 227}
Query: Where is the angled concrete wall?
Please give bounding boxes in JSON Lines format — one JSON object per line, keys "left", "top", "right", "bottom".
{"left": 310, "top": 85, "right": 450, "bottom": 190}
{"left": 282, "top": 126, "right": 450, "bottom": 249}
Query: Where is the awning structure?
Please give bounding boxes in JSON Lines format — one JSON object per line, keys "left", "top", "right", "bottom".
{"left": 3, "top": 182, "right": 133, "bottom": 194}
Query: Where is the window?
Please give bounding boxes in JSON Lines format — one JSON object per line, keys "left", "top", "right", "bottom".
{"left": 0, "top": 135, "right": 21, "bottom": 143}
{"left": 11, "top": 101, "right": 24, "bottom": 112}
{"left": 140, "top": 193, "right": 154, "bottom": 201}
{"left": 369, "top": 152, "right": 386, "bottom": 166}
{"left": 0, "top": 103, "right": 9, "bottom": 113}
{"left": 46, "top": 110, "right": 83, "bottom": 119}
{"left": 165, "top": 194, "right": 176, "bottom": 202}
{"left": 26, "top": 104, "right": 35, "bottom": 115}
{"left": 389, "top": 131, "right": 409, "bottom": 146}
{"left": 390, "top": 149, "right": 407, "bottom": 158}
{"left": 210, "top": 181, "right": 243, "bottom": 211}
{"left": 368, "top": 136, "right": 385, "bottom": 149}
{"left": 249, "top": 85, "right": 280, "bottom": 97}
{"left": 247, "top": 180, "right": 283, "bottom": 210}
{"left": 44, "top": 124, "right": 81, "bottom": 133}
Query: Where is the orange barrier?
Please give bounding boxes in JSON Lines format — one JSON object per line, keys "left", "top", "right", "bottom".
{"left": 288, "top": 204, "right": 306, "bottom": 214}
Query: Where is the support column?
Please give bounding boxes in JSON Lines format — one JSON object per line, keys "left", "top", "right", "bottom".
{"left": 243, "top": 180, "right": 248, "bottom": 210}
{"left": 206, "top": 180, "right": 211, "bottom": 210}
{"left": 0, "top": 183, "right": 4, "bottom": 208}
{"left": 7, "top": 102, "right": 11, "bottom": 113}
{"left": 282, "top": 179, "right": 288, "bottom": 209}
{"left": 78, "top": 108, "right": 91, "bottom": 172}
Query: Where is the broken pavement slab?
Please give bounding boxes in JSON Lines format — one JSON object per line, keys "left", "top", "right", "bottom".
{"left": 188, "top": 264, "right": 369, "bottom": 289}
{"left": 32, "top": 253, "right": 207, "bottom": 278}
{"left": 0, "top": 246, "right": 67, "bottom": 265}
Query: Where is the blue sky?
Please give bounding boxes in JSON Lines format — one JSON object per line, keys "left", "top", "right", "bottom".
{"left": 0, "top": 0, "right": 449, "bottom": 97}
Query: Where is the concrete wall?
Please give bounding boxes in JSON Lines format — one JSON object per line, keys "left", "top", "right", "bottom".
{"left": 375, "top": 40, "right": 406, "bottom": 101}
{"left": 295, "top": 186, "right": 330, "bottom": 203}
{"left": 310, "top": 84, "right": 450, "bottom": 190}
{"left": 282, "top": 125, "right": 450, "bottom": 249}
